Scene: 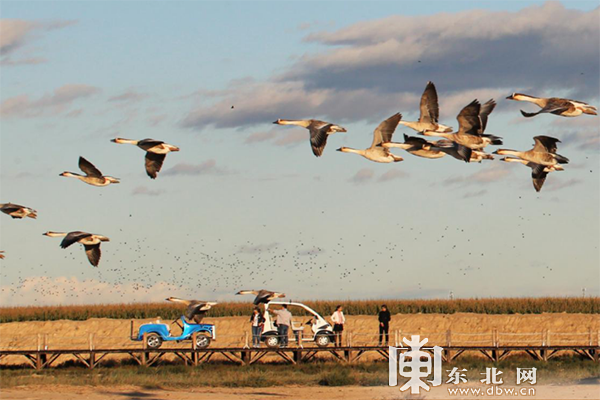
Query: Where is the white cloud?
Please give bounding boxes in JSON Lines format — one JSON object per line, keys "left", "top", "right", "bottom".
{"left": 0, "top": 19, "right": 76, "bottom": 65}
{"left": 181, "top": 2, "right": 599, "bottom": 131}
{"left": 0, "top": 84, "right": 100, "bottom": 118}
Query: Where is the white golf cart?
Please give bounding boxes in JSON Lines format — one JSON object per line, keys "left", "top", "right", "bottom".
{"left": 261, "top": 301, "right": 335, "bottom": 348}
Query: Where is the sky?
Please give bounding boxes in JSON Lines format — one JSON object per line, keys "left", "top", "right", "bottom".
{"left": 0, "top": 1, "right": 599, "bottom": 306}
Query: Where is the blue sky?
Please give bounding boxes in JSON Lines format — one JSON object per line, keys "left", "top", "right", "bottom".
{"left": 1, "top": 1, "right": 599, "bottom": 306}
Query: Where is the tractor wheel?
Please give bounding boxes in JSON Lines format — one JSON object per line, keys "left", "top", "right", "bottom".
{"left": 195, "top": 334, "right": 211, "bottom": 349}
{"left": 315, "top": 333, "right": 331, "bottom": 347}
{"left": 264, "top": 335, "right": 280, "bottom": 348}
{"left": 146, "top": 333, "right": 163, "bottom": 349}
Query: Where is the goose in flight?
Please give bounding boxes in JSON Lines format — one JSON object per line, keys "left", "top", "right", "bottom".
{"left": 166, "top": 297, "right": 218, "bottom": 324}
{"left": 236, "top": 289, "right": 285, "bottom": 305}
{"left": 382, "top": 134, "right": 446, "bottom": 159}
{"left": 422, "top": 99, "right": 502, "bottom": 162}
{"left": 60, "top": 157, "right": 120, "bottom": 187}
{"left": 273, "top": 119, "right": 347, "bottom": 157}
{"left": 43, "top": 231, "right": 110, "bottom": 267}
{"left": 111, "top": 138, "right": 180, "bottom": 179}
{"left": 494, "top": 136, "right": 569, "bottom": 167}
{"left": 0, "top": 203, "right": 37, "bottom": 219}
{"left": 500, "top": 157, "right": 564, "bottom": 192}
{"left": 433, "top": 139, "right": 494, "bottom": 163}
{"left": 398, "top": 81, "right": 452, "bottom": 134}
{"left": 337, "top": 113, "right": 404, "bottom": 163}
{"left": 507, "top": 93, "right": 597, "bottom": 118}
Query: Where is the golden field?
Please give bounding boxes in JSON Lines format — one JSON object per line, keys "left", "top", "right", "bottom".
{"left": 1, "top": 297, "right": 598, "bottom": 323}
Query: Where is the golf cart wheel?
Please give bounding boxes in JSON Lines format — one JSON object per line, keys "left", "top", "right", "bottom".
{"left": 146, "top": 333, "right": 163, "bottom": 349}
{"left": 195, "top": 334, "right": 211, "bottom": 349}
{"left": 315, "top": 334, "right": 331, "bottom": 347}
{"left": 264, "top": 335, "right": 280, "bottom": 348}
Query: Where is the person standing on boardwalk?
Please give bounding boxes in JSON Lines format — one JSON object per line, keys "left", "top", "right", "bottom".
{"left": 250, "top": 307, "right": 265, "bottom": 348}
{"left": 378, "top": 304, "right": 391, "bottom": 346}
{"left": 331, "top": 305, "right": 346, "bottom": 347}
{"left": 271, "top": 305, "right": 293, "bottom": 347}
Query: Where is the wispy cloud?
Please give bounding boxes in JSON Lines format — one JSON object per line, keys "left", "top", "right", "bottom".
{"left": 462, "top": 189, "right": 488, "bottom": 199}
{"left": 0, "top": 19, "right": 76, "bottom": 65}
{"left": 108, "top": 89, "right": 149, "bottom": 104}
{"left": 349, "top": 168, "right": 374, "bottom": 184}
{"left": 181, "top": 3, "right": 599, "bottom": 131}
{"left": 0, "top": 84, "right": 100, "bottom": 118}
{"left": 377, "top": 169, "right": 408, "bottom": 182}
{"left": 444, "top": 164, "right": 512, "bottom": 187}
{"left": 237, "top": 242, "right": 279, "bottom": 254}
{"left": 162, "top": 159, "right": 232, "bottom": 177}
{"left": 132, "top": 186, "right": 165, "bottom": 196}
{"left": 543, "top": 177, "right": 584, "bottom": 192}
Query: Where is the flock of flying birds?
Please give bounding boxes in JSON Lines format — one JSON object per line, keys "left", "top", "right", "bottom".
{"left": 0, "top": 82, "right": 596, "bottom": 309}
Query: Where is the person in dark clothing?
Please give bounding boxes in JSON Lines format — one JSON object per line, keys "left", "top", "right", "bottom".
{"left": 378, "top": 304, "right": 391, "bottom": 346}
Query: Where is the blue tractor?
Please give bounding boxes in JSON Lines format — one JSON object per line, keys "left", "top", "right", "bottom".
{"left": 131, "top": 317, "right": 216, "bottom": 349}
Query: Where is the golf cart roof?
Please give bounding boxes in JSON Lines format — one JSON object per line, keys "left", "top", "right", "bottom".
{"left": 265, "top": 300, "right": 323, "bottom": 318}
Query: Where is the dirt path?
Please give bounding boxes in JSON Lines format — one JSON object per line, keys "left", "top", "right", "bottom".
{"left": 1, "top": 385, "right": 599, "bottom": 400}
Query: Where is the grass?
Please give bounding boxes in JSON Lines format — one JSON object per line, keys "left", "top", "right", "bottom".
{"left": 0, "top": 356, "right": 597, "bottom": 388}
{"left": 1, "top": 297, "right": 598, "bottom": 323}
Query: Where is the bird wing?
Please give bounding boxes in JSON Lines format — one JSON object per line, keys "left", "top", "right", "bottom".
{"left": 137, "top": 139, "right": 164, "bottom": 151}
{"left": 478, "top": 99, "right": 496, "bottom": 133}
{"left": 309, "top": 124, "right": 333, "bottom": 157}
{"left": 533, "top": 136, "right": 560, "bottom": 154}
{"left": 60, "top": 231, "right": 90, "bottom": 249}
{"left": 83, "top": 243, "right": 101, "bottom": 266}
{"left": 1, "top": 204, "right": 24, "bottom": 214}
{"left": 78, "top": 157, "right": 103, "bottom": 177}
{"left": 419, "top": 81, "right": 439, "bottom": 124}
{"left": 530, "top": 163, "right": 548, "bottom": 192}
{"left": 371, "top": 113, "right": 402, "bottom": 148}
{"left": 456, "top": 100, "right": 482, "bottom": 135}
{"left": 403, "top": 134, "right": 430, "bottom": 147}
{"left": 144, "top": 153, "right": 166, "bottom": 179}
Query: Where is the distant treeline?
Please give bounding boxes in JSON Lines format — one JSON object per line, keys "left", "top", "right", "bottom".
{"left": 1, "top": 297, "right": 598, "bottom": 323}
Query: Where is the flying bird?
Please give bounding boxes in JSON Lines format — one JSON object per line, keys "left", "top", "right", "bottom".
{"left": 0, "top": 203, "right": 37, "bottom": 219}
{"left": 60, "top": 157, "right": 120, "bottom": 187}
{"left": 494, "top": 136, "right": 569, "bottom": 167}
{"left": 166, "top": 297, "right": 217, "bottom": 323}
{"left": 236, "top": 289, "right": 286, "bottom": 305}
{"left": 507, "top": 93, "right": 597, "bottom": 118}
{"left": 337, "top": 113, "right": 404, "bottom": 163}
{"left": 500, "top": 157, "right": 564, "bottom": 192}
{"left": 43, "top": 231, "right": 110, "bottom": 267}
{"left": 111, "top": 138, "right": 180, "bottom": 179}
{"left": 398, "top": 81, "right": 453, "bottom": 134}
{"left": 422, "top": 99, "right": 501, "bottom": 162}
{"left": 273, "top": 119, "right": 347, "bottom": 157}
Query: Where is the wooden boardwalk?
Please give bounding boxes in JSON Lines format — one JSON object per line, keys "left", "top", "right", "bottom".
{"left": 1, "top": 344, "right": 598, "bottom": 369}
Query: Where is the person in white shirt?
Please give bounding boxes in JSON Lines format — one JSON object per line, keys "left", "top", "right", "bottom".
{"left": 331, "top": 305, "right": 345, "bottom": 347}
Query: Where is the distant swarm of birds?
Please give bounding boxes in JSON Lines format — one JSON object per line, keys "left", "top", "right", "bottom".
{"left": 1, "top": 82, "right": 596, "bottom": 276}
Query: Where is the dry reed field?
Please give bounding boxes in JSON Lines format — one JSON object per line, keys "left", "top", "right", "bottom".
{"left": 1, "top": 297, "right": 598, "bottom": 323}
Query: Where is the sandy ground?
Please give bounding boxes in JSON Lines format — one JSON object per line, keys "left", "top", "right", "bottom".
{"left": 1, "top": 313, "right": 598, "bottom": 365}
{"left": 1, "top": 384, "right": 599, "bottom": 400}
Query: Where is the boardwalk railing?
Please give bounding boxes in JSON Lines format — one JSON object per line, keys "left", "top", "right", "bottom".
{"left": 1, "top": 329, "right": 598, "bottom": 369}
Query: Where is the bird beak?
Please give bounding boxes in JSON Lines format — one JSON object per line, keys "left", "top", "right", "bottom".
{"left": 492, "top": 150, "right": 499, "bottom": 154}
{"left": 506, "top": 94, "right": 514, "bottom": 100}
{"left": 110, "top": 138, "right": 118, "bottom": 143}
{"left": 272, "top": 120, "right": 279, "bottom": 124}
{"left": 336, "top": 148, "right": 343, "bottom": 152}
{"left": 59, "top": 172, "right": 66, "bottom": 176}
